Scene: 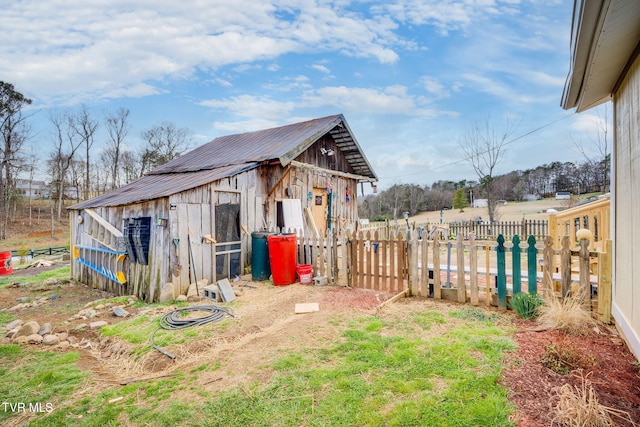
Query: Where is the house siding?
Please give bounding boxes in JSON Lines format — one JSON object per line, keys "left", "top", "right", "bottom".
{"left": 613, "top": 52, "right": 640, "bottom": 358}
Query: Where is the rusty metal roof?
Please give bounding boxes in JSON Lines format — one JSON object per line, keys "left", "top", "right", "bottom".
{"left": 69, "top": 163, "right": 258, "bottom": 209}
{"left": 69, "top": 114, "right": 377, "bottom": 209}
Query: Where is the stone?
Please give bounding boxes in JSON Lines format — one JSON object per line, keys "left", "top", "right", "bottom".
{"left": 56, "top": 332, "right": 68, "bottom": 341}
{"left": 89, "top": 321, "right": 108, "bottom": 330}
{"left": 57, "top": 341, "right": 70, "bottom": 349}
{"left": 95, "top": 304, "right": 105, "bottom": 310}
{"left": 16, "top": 296, "right": 30, "bottom": 303}
{"left": 112, "top": 306, "right": 129, "bottom": 317}
{"left": 85, "top": 309, "right": 98, "bottom": 319}
{"left": 5, "top": 319, "right": 23, "bottom": 331}
{"left": 27, "top": 334, "right": 43, "bottom": 344}
{"left": 42, "top": 278, "right": 59, "bottom": 286}
{"left": 8, "top": 303, "right": 31, "bottom": 311}
{"left": 75, "top": 324, "right": 87, "bottom": 331}
{"left": 13, "top": 335, "right": 29, "bottom": 344}
{"left": 38, "top": 322, "right": 52, "bottom": 336}
{"left": 13, "top": 321, "right": 40, "bottom": 339}
{"left": 6, "top": 328, "right": 19, "bottom": 339}
{"left": 187, "top": 279, "right": 208, "bottom": 301}
{"left": 159, "top": 282, "right": 174, "bottom": 303}
{"left": 43, "top": 335, "right": 60, "bottom": 345}
{"left": 176, "top": 295, "right": 188, "bottom": 302}
{"left": 67, "top": 335, "right": 78, "bottom": 344}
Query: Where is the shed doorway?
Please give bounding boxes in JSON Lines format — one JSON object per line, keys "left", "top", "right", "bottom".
{"left": 312, "top": 187, "right": 328, "bottom": 237}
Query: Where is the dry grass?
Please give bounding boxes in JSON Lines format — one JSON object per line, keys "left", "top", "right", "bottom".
{"left": 550, "top": 372, "right": 636, "bottom": 427}
{"left": 537, "top": 286, "right": 597, "bottom": 335}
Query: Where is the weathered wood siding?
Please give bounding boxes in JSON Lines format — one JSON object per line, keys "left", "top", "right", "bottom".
{"left": 613, "top": 52, "right": 640, "bottom": 358}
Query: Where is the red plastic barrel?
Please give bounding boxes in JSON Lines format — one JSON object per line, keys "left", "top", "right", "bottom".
{"left": 0, "top": 251, "right": 13, "bottom": 275}
{"left": 267, "top": 234, "right": 297, "bottom": 286}
{"left": 297, "top": 264, "right": 313, "bottom": 284}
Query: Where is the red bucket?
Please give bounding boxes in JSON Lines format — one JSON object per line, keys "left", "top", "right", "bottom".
{"left": 0, "top": 251, "right": 13, "bottom": 275}
{"left": 297, "top": 264, "right": 313, "bottom": 284}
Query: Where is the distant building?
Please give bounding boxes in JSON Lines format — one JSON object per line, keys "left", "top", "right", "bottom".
{"left": 14, "top": 179, "right": 47, "bottom": 199}
{"left": 473, "top": 198, "right": 488, "bottom": 208}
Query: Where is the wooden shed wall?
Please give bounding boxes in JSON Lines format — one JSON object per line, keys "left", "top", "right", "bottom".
{"left": 613, "top": 52, "right": 640, "bottom": 358}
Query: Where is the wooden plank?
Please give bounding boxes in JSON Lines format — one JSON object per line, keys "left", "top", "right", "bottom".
{"left": 421, "top": 236, "right": 429, "bottom": 297}
{"left": 469, "top": 234, "right": 478, "bottom": 305}
{"left": 389, "top": 231, "right": 396, "bottom": 293}
{"left": 598, "top": 240, "right": 612, "bottom": 323}
{"left": 373, "top": 231, "right": 380, "bottom": 291}
{"left": 433, "top": 236, "right": 441, "bottom": 299}
{"left": 365, "top": 231, "right": 372, "bottom": 289}
{"left": 496, "top": 235, "right": 507, "bottom": 310}
{"left": 512, "top": 235, "right": 521, "bottom": 295}
{"left": 456, "top": 234, "right": 466, "bottom": 303}
{"left": 381, "top": 235, "right": 388, "bottom": 292}
{"left": 358, "top": 231, "right": 364, "bottom": 289}
{"left": 177, "top": 203, "right": 190, "bottom": 294}
{"left": 543, "top": 236, "right": 554, "bottom": 294}
{"left": 375, "top": 289, "right": 409, "bottom": 313}
{"left": 295, "top": 303, "right": 319, "bottom": 314}
{"left": 527, "top": 235, "right": 538, "bottom": 294}
{"left": 561, "top": 236, "right": 571, "bottom": 298}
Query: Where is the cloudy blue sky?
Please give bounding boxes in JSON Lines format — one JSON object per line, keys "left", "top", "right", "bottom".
{"left": 1, "top": 0, "right": 608, "bottom": 191}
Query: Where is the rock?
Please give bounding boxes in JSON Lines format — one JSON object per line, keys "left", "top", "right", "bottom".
{"left": 84, "top": 309, "right": 98, "bottom": 319}
{"left": 57, "top": 341, "right": 70, "bottom": 349}
{"left": 56, "top": 332, "right": 68, "bottom": 341}
{"left": 5, "top": 319, "right": 23, "bottom": 331}
{"left": 75, "top": 324, "right": 87, "bottom": 331}
{"left": 112, "top": 306, "right": 129, "bottom": 317}
{"left": 13, "top": 335, "right": 29, "bottom": 344}
{"left": 42, "top": 278, "right": 59, "bottom": 286}
{"left": 176, "top": 295, "right": 188, "bottom": 302}
{"left": 13, "top": 321, "right": 40, "bottom": 339}
{"left": 27, "top": 334, "right": 43, "bottom": 344}
{"left": 48, "top": 294, "right": 61, "bottom": 300}
{"left": 43, "top": 335, "right": 60, "bottom": 345}
{"left": 89, "top": 321, "right": 108, "bottom": 330}
{"left": 16, "top": 296, "right": 30, "bottom": 303}
{"left": 67, "top": 335, "right": 78, "bottom": 344}
{"left": 159, "top": 282, "right": 174, "bottom": 303}
{"left": 38, "top": 322, "right": 52, "bottom": 336}
{"left": 187, "top": 280, "right": 208, "bottom": 301}
{"left": 95, "top": 304, "right": 105, "bottom": 310}
{"left": 8, "top": 303, "right": 31, "bottom": 311}
{"left": 6, "top": 328, "right": 19, "bottom": 339}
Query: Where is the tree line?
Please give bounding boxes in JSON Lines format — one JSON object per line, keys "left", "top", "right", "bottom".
{"left": 358, "top": 158, "right": 610, "bottom": 222}
{"left": 0, "top": 81, "right": 192, "bottom": 239}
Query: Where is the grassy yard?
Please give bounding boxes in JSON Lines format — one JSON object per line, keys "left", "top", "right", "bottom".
{"left": 0, "top": 300, "right": 518, "bottom": 427}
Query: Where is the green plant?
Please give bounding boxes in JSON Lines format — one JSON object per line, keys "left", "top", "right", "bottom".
{"left": 511, "top": 292, "right": 543, "bottom": 319}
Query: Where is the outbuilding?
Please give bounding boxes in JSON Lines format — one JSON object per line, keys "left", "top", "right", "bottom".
{"left": 68, "top": 114, "right": 377, "bottom": 302}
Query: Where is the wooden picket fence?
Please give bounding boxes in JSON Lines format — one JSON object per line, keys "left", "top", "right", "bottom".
{"left": 359, "top": 218, "right": 548, "bottom": 240}
{"left": 287, "top": 229, "right": 612, "bottom": 323}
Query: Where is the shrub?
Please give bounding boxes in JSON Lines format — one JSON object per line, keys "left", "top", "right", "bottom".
{"left": 511, "top": 292, "right": 543, "bottom": 319}
{"left": 537, "top": 286, "right": 596, "bottom": 335}
{"left": 540, "top": 341, "right": 595, "bottom": 375}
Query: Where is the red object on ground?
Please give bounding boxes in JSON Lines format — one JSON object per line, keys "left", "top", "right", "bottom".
{"left": 297, "top": 264, "right": 313, "bottom": 284}
{"left": 0, "top": 251, "right": 12, "bottom": 275}
{"left": 267, "top": 234, "right": 297, "bottom": 286}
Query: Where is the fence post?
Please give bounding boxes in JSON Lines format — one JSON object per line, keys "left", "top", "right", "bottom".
{"left": 456, "top": 234, "right": 466, "bottom": 303}
{"left": 527, "top": 235, "right": 537, "bottom": 294}
{"left": 512, "top": 235, "right": 521, "bottom": 295}
{"left": 561, "top": 236, "right": 571, "bottom": 298}
{"left": 598, "top": 240, "right": 612, "bottom": 323}
{"left": 543, "top": 236, "right": 554, "bottom": 294}
{"left": 469, "top": 233, "right": 478, "bottom": 305}
{"left": 433, "top": 235, "right": 441, "bottom": 299}
{"left": 496, "top": 234, "right": 507, "bottom": 309}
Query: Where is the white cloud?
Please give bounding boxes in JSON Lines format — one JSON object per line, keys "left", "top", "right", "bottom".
{"left": 312, "top": 64, "right": 331, "bottom": 74}
{"left": 200, "top": 94, "right": 295, "bottom": 121}
{"left": 0, "top": 0, "right": 405, "bottom": 104}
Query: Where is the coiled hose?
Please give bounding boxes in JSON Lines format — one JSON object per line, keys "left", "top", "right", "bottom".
{"left": 150, "top": 305, "right": 235, "bottom": 359}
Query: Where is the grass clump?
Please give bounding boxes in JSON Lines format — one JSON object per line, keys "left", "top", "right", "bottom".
{"left": 537, "top": 287, "right": 596, "bottom": 335}
{"left": 511, "top": 292, "right": 543, "bottom": 319}
{"left": 550, "top": 373, "right": 636, "bottom": 426}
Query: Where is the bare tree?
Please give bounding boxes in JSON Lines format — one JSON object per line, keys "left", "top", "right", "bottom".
{"left": 0, "top": 81, "right": 32, "bottom": 239}
{"left": 49, "top": 111, "right": 82, "bottom": 221}
{"left": 572, "top": 106, "right": 610, "bottom": 192}
{"left": 69, "top": 105, "right": 98, "bottom": 200}
{"left": 459, "top": 117, "right": 517, "bottom": 222}
{"left": 104, "top": 107, "right": 130, "bottom": 189}
{"left": 120, "top": 150, "right": 140, "bottom": 183}
{"left": 140, "top": 121, "right": 192, "bottom": 175}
